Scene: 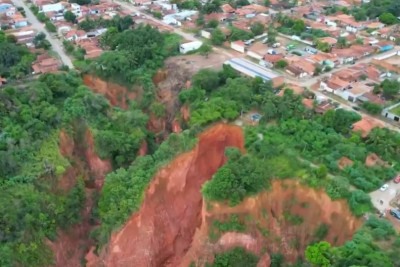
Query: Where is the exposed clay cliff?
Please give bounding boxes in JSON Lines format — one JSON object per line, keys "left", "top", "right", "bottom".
{"left": 91, "top": 124, "right": 244, "bottom": 267}
{"left": 183, "top": 180, "right": 361, "bottom": 265}
{"left": 47, "top": 128, "right": 112, "bottom": 267}
{"left": 86, "top": 124, "right": 360, "bottom": 267}
{"left": 83, "top": 75, "right": 138, "bottom": 109}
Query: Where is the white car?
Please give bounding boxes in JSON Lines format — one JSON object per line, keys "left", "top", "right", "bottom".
{"left": 380, "top": 184, "right": 389, "bottom": 191}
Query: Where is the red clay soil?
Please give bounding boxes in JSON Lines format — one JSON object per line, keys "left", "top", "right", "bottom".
{"left": 48, "top": 128, "right": 112, "bottom": 267}
{"left": 337, "top": 156, "right": 354, "bottom": 170}
{"left": 187, "top": 180, "right": 361, "bottom": 265}
{"left": 137, "top": 141, "right": 148, "bottom": 156}
{"left": 147, "top": 114, "right": 167, "bottom": 135}
{"left": 84, "top": 129, "right": 112, "bottom": 188}
{"left": 59, "top": 130, "right": 74, "bottom": 158}
{"left": 181, "top": 104, "right": 190, "bottom": 122}
{"left": 172, "top": 119, "right": 182, "bottom": 133}
{"left": 83, "top": 75, "right": 137, "bottom": 109}
{"left": 90, "top": 124, "right": 244, "bottom": 267}
{"left": 365, "top": 153, "right": 388, "bottom": 167}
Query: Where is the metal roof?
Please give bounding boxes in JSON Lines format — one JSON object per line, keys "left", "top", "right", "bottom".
{"left": 224, "top": 58, "right": 280, "bottom": 81}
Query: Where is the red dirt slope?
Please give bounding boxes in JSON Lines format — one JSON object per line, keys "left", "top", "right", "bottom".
{"left": 95, "top": 124, "right": 244, "bottom": 267}
{"left": 83, "top": 75, "right": 137, "bottom": 109}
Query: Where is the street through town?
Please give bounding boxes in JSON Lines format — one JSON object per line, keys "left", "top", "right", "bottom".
{"left": 11, "top": 0, "right": 74, "bottom": 68}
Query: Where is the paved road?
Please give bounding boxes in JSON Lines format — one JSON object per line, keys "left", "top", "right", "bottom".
{"left": 11, "top": 0, "right": 74, "bottom": 68}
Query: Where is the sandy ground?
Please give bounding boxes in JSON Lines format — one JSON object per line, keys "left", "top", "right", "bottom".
{"left": 166, "top": 52, "right": 236, "bottom": 74}
{"left": 369, "top": 180, "right": 400, "bottom": 212}
{"left": 382, "top": 55, "right": 400, "bottom": 66}
{"left": 369, "top": 180, "right": 400, "bottom": 230}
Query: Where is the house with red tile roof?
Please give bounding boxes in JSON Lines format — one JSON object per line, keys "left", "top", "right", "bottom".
{"left": 32, "top": 54, "right": 60, "bottom": 74}
{"left": 221, "top": 4, "right": 235, "bottom": 14}
{"left": 261, "top": 53, "right": 284, "bottom": 68}
{"left": 352, "top": 117, "right": 384, "bottom": 137}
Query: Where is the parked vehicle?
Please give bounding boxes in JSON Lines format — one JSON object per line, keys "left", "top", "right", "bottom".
{"left": 380, "top": 184, "right": 389, "bottom": 191}
{"left": 267, "top": 49, "right": 277, "bottom": 55}
{"left": 390, "top": 209, "right": 400, "bottom": 220}
{"left": 272, "top": 42, "right": 281, "bottom": 48}
{"left": 244, "top": 39, "right": 255, "bottom": 45}
{"left": 262, "top": 38, "right": 269, "bottom": 44}
{"left": 393, "top": 175, "right": 400, "bottom": 183}
{"left": 286, "top": 44, "right": 296, "bottom": 51}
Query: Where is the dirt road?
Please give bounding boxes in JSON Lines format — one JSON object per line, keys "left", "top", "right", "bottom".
{"left": 11, "top": 0, "right": 74, "bottom": 68}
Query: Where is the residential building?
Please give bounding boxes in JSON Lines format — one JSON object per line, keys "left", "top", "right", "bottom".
{"left": 246, "top": 42, "right": 268, "bottom": 60}
{"left": 382, "top": 103, "right": 400, "bottom": 123}
{"left": 221, "top": 4, "right": 235, "bottom": 14}
{"left": 179, "top": 41, "right": 202, "bottom": 54}
{"left": 230, "top": 41, "right": 245, "bottom": 53}
{"left": 224, "top": 58, "right": 284, "bottom": 87}
{"left": 0, "top": 3, "right": 13, "bottom": 14}
{"left": 260, "top": 53, "right": 284, "bottom": 68}
{"left": 70, "top": 3, "right": 82, "bottom": 17}
{"left": 39, "top": 2, "right": 64, "bottom": 13}
{"left": 32, "top": 54, "right": 60, "bottom": 74}
{"left": 200, "top": 29, "right": 212, "bottom": 39}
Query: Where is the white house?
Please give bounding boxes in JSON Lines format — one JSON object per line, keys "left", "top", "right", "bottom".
{"left": 231, "top": 41, "right": 245, "bottom": 53}
{"left": 382, "top": 103, "right": 400, "bottom": 123}
{"left": 201, "top": 29, "right": 212, "bottom": 39}
{"left": 40, "top": 3, "right": 64, "bottom": 13}
{"left": 70, "top": 3, "right": 82, "bottom": 17}
{"left": 179, "top": 41, "right": 202, "bottom": 54}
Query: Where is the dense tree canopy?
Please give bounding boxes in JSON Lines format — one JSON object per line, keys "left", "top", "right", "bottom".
{"left": 0, "top": 31, "right": 35, "bottom": 79}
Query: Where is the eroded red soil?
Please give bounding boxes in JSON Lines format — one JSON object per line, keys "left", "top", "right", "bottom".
{"left": 92, "top": 124, "right": 244, "bottom": 267}
{"left": 185, "top": 180, "right": 361, "bottom": 265}
{"left": 83, "top": 75, "right": 137, "bottom": 109}
{"left": 48, "top": 128, "right": 112, "bottom": 267}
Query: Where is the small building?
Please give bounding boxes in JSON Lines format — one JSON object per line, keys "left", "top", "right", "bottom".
{"left": 382, "top": 102, "right": 400, "bottom": 123}
{"left": 376, "top": 42, "right": 394, "bottom": 52}
{"left": 32, "top": 54, "right": 60, "bottom": 74}
{"left": 201, "top": 29, "right": 212, "bottom": 39}
{"left": 224, "top": 58, "right": 284, "bottom": 87}
{"left": 260, "top": 53, "right": 284, "bottom": 68}
{"left": 0, "top": 3, "right": 13, "bottom": 14}
{"left": 230, "top": 40, "right": 245, "bottom": 53}
{"left": 179, "top": 41, "right": 202, "bottom": 54}
{"left": 40, "top": 2, "right": 64, "bottom": 13}
{"left": 246, "top": 42, "right": 268, "bottom": 60}
{"left": 70, "top": 3, "right": 82, "bottom": 17}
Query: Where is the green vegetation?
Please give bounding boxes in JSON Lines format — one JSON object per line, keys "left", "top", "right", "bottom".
{"left": 78, "top": 15, "right": 133, "bottom": 32}
{"left": 250, "top": 22, "right": 265, "bottom": 36}
{"left": 211, "top": 214, "right": 246, "bottom": 235}
{"left": 0, "top": 70, "right": 153, "bottom": 265}
{"left": 208, "top": 247, "right": 259, "bottom": 267}
{"left": 389, "top": 104, "right": 400, "bottom": 116}
{"left": 352, "top": 0, "right": 400, "bottom": 22}
{"left": 361, "top": 101, "right": 383, "bottom": 115}
{"left": 211, "top": 28, "right": 225, "bottom": 45}
{"left": 0, "top": 31, "right": 35, "bottom": 79}
{"left": 89, "top": 25, "right": 180, "bottom": 90}
{"left": 96, "top": 130, "right": 197, "bottom": 244}
{"left": 276, "top": 14, "right": 308, "bottom": 36}
{"left": 306, "top": 216, "right": 399, "bottom": 267}
{"left": 202, "top": 148, "right": 270, "bottom": 205}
